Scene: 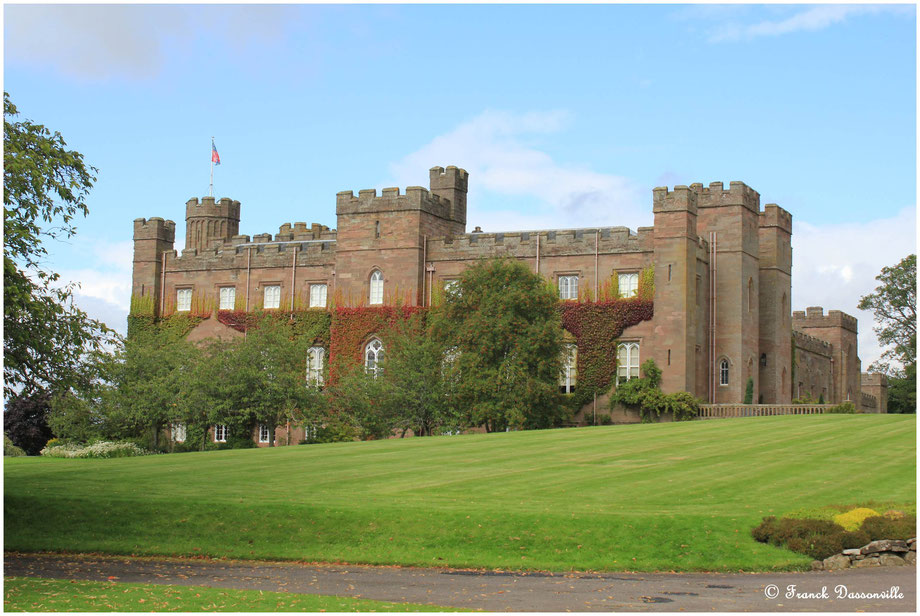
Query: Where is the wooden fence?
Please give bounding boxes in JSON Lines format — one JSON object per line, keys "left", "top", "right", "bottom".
{"left": 698, "top": 404, "right": 837, "bottom": 419}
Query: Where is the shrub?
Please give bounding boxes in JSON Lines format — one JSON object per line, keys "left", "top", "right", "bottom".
{"left": 743, "top": 378, "right": 754, "bottom": 404}
{"left": 838, "top": 530, "right": 871, "bottom": 549}
{"left": 833, "top": 507, "right": 880, "bottom": 531}
{"left": 827, "top": 401, "right": 857, "bottom": 414}
{"left": 610, "top": 359, "right": 701, "bottom": 422}
{"left": 804, "top": 534, "right": 845, "bottom": 560}
{"left": 40, "top": 441, "right": 150, "bottom": 459}
{"left": 4, "top": 435, "right": 26, "bottom": 457}
{"left": 860, "top": 514, "right": 916, "bottom": 541}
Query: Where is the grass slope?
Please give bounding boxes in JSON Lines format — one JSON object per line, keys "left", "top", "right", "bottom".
{"left": 4, "top": 415, "right": 915, "bottom": 572}
{"left": 3, "top": 577, "right": 457, "bottom": 612}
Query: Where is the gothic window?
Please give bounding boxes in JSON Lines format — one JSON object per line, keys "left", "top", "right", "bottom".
{"left": 219, "top": 286, "right": 236, "bottom": 310}
{"left": 618, "top": 273, "right": 639, "bottom": 298}
{"left": 263, "top": 285, "right": 281, "bottom": 309}
{"left": 720, "top": 359, "right": 730, "bottom": 386}
{"left": 213, "top": 424, "right": 227, "bottom": 443}
{"left": 258, "top": 425, "right": 271, "bottom": 444}
{"left": 176, "top": 288, "right": 192, "bottom": 312}
{"left": 617, "top": 342, "right": 640, "bottom": 384}
{"left": 444, "top": 279, "right": 460, "bottom": 297}
{"left": 306, "top": 346, "right": 325, "bottom": 386}
{"left": 559, "top": 343, "right": 577, "bottom": 393}
{"left": 365, "top": 338, "right": 384, "bottom": 377}
{"left": 369, "top": 270, "right": 384, "bottom": 305}
{"left": 172, "top": 423, "right": 186, "bottom": 443}
{"left": 558, "top": 275, "right": 579, "bottom": 300}
{"left": 309, "top": 284, "right": 327, "bottom": 308}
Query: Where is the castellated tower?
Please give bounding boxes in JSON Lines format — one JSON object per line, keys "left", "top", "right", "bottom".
{"left": 758, "top": 205, "right": 793, "bottom": 403}
{"left": 429, "top": 165, "right": 469, "bottom": 231}
{"left": 793, "top": 307, "right": 861, "bottom": 406}
{"left": 185, "top": 196, "right": 240, "bottom": 253}
{"left": 132, "top": 217, "right": 175, "bottom": 314}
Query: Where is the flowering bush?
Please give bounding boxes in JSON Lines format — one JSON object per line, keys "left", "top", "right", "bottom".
{"left": 833, "top": 507, "right": 880, "bottom": 531}
{"left": 40, "top": 441, "right": 150, "bottom": 459}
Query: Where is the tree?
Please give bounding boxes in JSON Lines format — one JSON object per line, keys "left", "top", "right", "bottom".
{"left": 743, "top": 377, "right": 754, "bottom": 404}
{"left": 858, "top": 255, "right": 916, "bottom": 414}
{"left": 4, "top": 393, "right": 54, "bottom": 455}
{"left": 858, "top": 254, "right": 916, "bottom": 371}
{"left": 430, "top": 258, "right": 566, "bottom": 432}
{"left": 4, "top": 92, "right": 117, "bottom": 398}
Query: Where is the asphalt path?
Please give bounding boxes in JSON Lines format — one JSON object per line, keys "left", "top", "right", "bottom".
{"left": 4, "top": 553, "right": 916, "bottom": 612}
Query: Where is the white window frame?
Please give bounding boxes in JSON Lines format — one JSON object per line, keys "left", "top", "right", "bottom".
{"left": 258, "top": 425, "right": 271, "bottom": 444}
{"left": 560, "top": 343, "right": 577, "bottom": 393}
{"left": 365, "top": 338, "right": 384, "bottom": 377}
{"left": 219, "top": 286, "right": 236, "bottom": 310}
{"left": 176, "top": 288, "right": 192, "bottom": 312}
{"left": 369, "top": 270, "right": 384, "bottom": 305}
{"left": 309, "top": 283, "right": 328, "bottom": 308}
{"left": 172, "top": 423, "right": 186, "bottom": 443}
{"left": 618, "top": 273, "right": 639, "bottom": 298}
{"left": 213, "top": 424, "right": 228, "bottom": 443}
{"left": 263, "top": 285, "right": 281, "bottom": 309}
{"left": 444, "top": 279, "right": 460, "bottom": 297}
{"left": 720, "top": 359, "right": 730, "bottom": 386}
{"left": 617, "top": 342, "right": 640, "bottom": 384}
{"left": 307, "top": 346, "right": 325, "bottom": 386}
{"left": 558, "top": 275, "right": 579, "bottom": 300}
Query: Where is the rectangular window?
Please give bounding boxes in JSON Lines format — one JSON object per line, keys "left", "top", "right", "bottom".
{"left": 444, "top": 279, "right": 460, "bottom": 297}
{"left": 559, "top": 343, "right": 577, "bottom": 394}
{"left": 307, "top": 347, "right": 325, "bottom": 386}
{"left": 258, "top": 425, "right": 270, "bottom": 443}
{"left": 618, "top": 273, "right": 639, "bottom": 298}
{"left": 176, "top": 288, "right": 192, "bottom": 312}
{"left": 213, "top": 424, "right": 227, "bottom": 443}
{"left": 172, "top": 423, "right": 186, "bottom": 443}
{"left": 309, "top": 284, "right": 327, "bottom": 308}
{"left": 558, "top": 275, "right": 578, "bottom": 300}
{"left": 219, "top": 286, "right": 236, "bottom": 310}
{"left": 617, "top": 342, "right": 640, "bottom": 384}
{"left": 263, "top": 285, "right": 281, "bottom": 309}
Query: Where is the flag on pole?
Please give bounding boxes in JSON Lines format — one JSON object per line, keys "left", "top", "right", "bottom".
{"left": 211, "top": 139, "right": 221, "bottom": 165}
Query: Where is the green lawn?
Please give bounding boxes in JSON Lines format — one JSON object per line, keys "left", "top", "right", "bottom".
{"left": 3, "top": 577, "right": 457, "bottom": 612}
{"left": 4, "top": 415, "right": 915, "bottom": 572}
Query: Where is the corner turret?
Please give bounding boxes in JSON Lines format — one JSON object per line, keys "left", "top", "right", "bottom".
{"left": 185, "top": 196, "right": 241, "bottom": 253}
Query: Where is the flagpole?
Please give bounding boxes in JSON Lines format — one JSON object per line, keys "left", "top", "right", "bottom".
{"left": 209, "top": 136, "right": 214, "bottom": 197}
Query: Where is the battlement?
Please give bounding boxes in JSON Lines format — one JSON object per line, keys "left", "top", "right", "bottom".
{"left": 133, "top": 217, "right": 176, "bottom": 241}
{"left": 429, "top": 165, "right": 469, "bottom": 192}
{"left": 335, "top": 185, "right": 454, "bottom": 220}
{"left": 427, "top": 225, "right": 651, "bottom": 261}
{"left": 185, "top": 196, "right": 241, "bottom": 221}
{"left": 759, "top": 204, "right": 792, "bottom": 233}
{"left": 861, "top": 372, "right": 888, "bottom": 387}
{"left": 793, "top": 306, "right": 858, "bottom": 333}
{"left": 689, "top": 181, "right": 760, "bottom": 213}
{"left": 793, "top": 329, "right": 833, "bottom": 356}
{"left": 276, "top": 222, "right": 335, "bottom": 242}
{"left": 652, "top": 185, "right": 698, "bottom": 214}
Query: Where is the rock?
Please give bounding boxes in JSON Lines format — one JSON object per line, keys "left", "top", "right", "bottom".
{"left": 854, "top": 556, "right": 881, "bottom": 568}
{"left": 907, "top": 537, "right": 915, "bottom": 545}
{"left": 905, "top": 551, "right": 916, "bottom": 565}
{"left": 860, "top": 540, "right": 909, "bottom": 555}
{"left": 810, "top": 560, "right": 824, "bottom": 571}
{"left": 878, "top": 554, "right": 906, "bottom": 567}
{"left": 842, "top": 548, "right": 861, "bottom": 556}
{"left": 823, "top": 554, "right": 851, "bottom": 570}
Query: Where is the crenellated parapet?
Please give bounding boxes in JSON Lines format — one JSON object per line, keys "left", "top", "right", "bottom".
{"left": 336, "top": 186, "right": 455, "bottom": 221}
{"left": 793, "top": 329, "right": 833, "bottom": 357}
{"left": 793, "top": 306, "right": 858, "bottom": 333}
{"left": 133, "top": 217, "right": 176, "bottom": 243}
{"left": 275, "top": 222, "right": 336, "bottom": 242}
{"left": 427, "top": 226, "right": 652, "bottom": 261}
{"left": 760, "top": 203, "right": 792, "bottom": 232}
{"left": 691, "top": 181, "right": 760, "bottom": 213}
{"left": 653, "top": 185, "right": 698, "bottom": 214}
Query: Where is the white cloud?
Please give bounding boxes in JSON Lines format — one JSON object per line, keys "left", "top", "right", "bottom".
{"left": 707, "top": 4, "right": 907, "bottom": 43}
{"left": 792, "top": 206, "right": 917, "bottom": 369}
{"left": 389, "top": 110, "right": 647, "bottom": 233}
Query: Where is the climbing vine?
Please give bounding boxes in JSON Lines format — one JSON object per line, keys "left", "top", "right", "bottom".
{"left": 558, "top": 297, "right": 654, "bottom": 409}
{"left": 328, "top": 306, "right": 425, "bottom": 383}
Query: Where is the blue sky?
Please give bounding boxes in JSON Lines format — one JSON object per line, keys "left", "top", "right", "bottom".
{"left": 4, "top": 3, "right": 916, "bottom": 367}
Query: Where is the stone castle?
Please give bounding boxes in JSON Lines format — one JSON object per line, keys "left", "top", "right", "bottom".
{"left": 132, "top": 165, "right": 887, "bottom": 440}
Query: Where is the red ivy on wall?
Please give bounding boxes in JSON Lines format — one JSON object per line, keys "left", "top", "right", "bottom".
{"left": 558, "top": 298, "right": 654, "bottom": 408}
{"left": 328, "top": 305, "right": 425, "bottom": 383}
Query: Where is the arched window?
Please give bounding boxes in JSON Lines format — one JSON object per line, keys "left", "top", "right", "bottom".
{"left": 559, "top": 343, "right": 577, "bottom": 393}
{"left": 720, "top": 359, "right": 730, "bottom": 386}
{"left": 616, "top": 342, "right": 640, "bottom": 384}
{"left": 306, "top": 347, "right": 325, "bottom": 386}
{"left": 369, "top": 270, "right": 384, "bottom": 305}
{"left": 365, "top": 338, "right": 384, "bottom": 377}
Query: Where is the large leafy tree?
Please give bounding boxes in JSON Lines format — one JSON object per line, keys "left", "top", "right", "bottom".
{"left": 4, "top": 92, "right": 116, "bottom": 398}
{"left": 4, "top": 393, "right": 54, "bottom": 455}
{"left": 858, "top": 254, "right": 916, "bottom": 414}
{"left": 431, "top": 258, "right": 566, "bottom": 432}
